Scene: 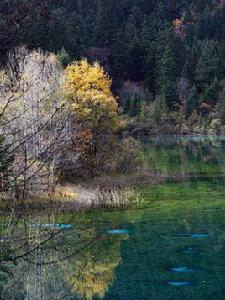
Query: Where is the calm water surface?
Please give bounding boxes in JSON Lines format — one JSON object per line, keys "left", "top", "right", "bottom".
{"left": 2, "top": 136, "right": 225, "bottom": 299}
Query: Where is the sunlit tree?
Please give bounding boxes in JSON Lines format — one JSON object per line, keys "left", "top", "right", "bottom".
{"left": 63, "top": 60, "right": 119, "bottom": 167}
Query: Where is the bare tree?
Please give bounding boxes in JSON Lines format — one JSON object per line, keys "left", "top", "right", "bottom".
{"left": 0, "top": 47, "right": 75, "bottom": 198}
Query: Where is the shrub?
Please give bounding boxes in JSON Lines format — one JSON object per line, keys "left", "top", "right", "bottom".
{"left": 116, "top": 138, "right": 142, "bottom": 174}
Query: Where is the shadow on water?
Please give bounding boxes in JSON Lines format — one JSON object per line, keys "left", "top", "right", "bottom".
{"left": 2, "top": 136, "right": 225, "bottom": 299}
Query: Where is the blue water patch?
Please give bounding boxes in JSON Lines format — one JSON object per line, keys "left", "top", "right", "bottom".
{"left": 192, "top": 233, "right": 209, "bottom": 238}
{"left": 167, "top": 281, "right": 194, "bottom": 287}
{"left": 170, "top": 266, "right": 202, "bottom": 272}
{"left": 34, "top": 223, "right": 73, "bottom": 229}
{"left": 107, "top": 229, "right": 129, "bottom": 235}
{"left": 175, "top": 233, "right": 209, "bottom": 238}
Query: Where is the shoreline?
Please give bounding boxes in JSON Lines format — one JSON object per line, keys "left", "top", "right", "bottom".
{"left": 0, "top": 170, "right": 200, "bottom": 216}
{"left": 0, "top": 171, "right": 166, "bottom": 215}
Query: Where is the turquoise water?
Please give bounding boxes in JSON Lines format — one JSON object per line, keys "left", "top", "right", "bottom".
{"left": 2, "top": 136, "right": 225, "bottom": 299}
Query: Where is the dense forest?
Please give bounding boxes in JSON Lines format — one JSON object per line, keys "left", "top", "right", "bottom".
{"left": 1, "top": 0, "right": 225, "bottom": 199}
{"left": 2, "top": 0, "right": 225, "bottom": 133}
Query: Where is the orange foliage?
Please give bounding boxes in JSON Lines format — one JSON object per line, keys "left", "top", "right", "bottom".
{"left": 173, "top": 18, "right": 182, "bottom": 29}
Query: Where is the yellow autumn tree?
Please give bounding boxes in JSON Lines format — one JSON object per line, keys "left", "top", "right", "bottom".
{"left": 63, "top": 60, "right": 119, "bottom": 163}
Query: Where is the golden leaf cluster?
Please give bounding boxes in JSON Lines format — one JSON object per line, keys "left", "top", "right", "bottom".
{"left": 63, "top": 60, "right": 119, "bottom": 131}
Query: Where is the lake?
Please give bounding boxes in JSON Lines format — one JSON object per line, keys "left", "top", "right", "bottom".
{"left": 1, "top": 135, "right": 225, "bottom": 299}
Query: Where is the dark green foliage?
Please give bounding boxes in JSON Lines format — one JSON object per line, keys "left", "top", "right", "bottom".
{"left": 126, "top": 94, "right": 142, "bottom": 117}
{"left": 94, "top": 0, "right": 111, "bottom": 46}
{"left": 216, "top": 92, "right": 225, "bottom": 125}
{"left": 2, "top": 0, "right": 225, "bottom": 124}
{"left": 183, "top": 6, "right": 193, "bottom": 23}
{"left": 186, "top": 85, "right": 198, "bottom": 117}
{"left": 154, "top": 93, "right": 167, "bottom": 124}
{"left": 203, "top": 78, "right": 220, "bottom": 105}
{"left": 156, "top": 32, "right": 179, "bottom": 108}
{"left": 195, "top": 40, "right": 220, "bottom": 90}
{"left": 57, "top": 47, "right": 71, "bottom": 67}
{"left": 183, "top": 41, "right": 201, "bottom": 84}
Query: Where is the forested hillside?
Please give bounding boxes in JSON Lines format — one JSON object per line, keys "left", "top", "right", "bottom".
{"left": 2, "top": 0, "right": 225, "bottom": 133}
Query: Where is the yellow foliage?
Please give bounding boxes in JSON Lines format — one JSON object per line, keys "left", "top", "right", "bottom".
{"left": 72, "top": 90, "right": 118, "bottom": 128}
{"left": 64, "top": 60, "right": 112, "bottom": 97}
{"left": 63, "top": 60, "right": 119, "bottom": 131}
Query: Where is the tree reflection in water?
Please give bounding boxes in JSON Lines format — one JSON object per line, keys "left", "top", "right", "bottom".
{"left": 0, "top": 210, "right": 128, "bottom": 300}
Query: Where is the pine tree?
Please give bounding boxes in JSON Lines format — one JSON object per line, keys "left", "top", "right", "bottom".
{"left": 94, "top": 0, "right": 110, "bottom": 46}
{"left": 139, "top": 100, "right": 149, "bottom": 121}
{"left": 186, "top": 85, "right": 198, "bottom": 118}
{"left": 195, "top": 0, "right": 211, "bottom": 13}
{"left": 123, "top": 6, "right": 144, "bottom": 81}
{"left": 111, "top": 29, "right": 128, "bottom": 79}
{"left": 57, "top": 47, "right": 71, "bottom": 67}
{"left": 203, "top": 78, "right": 220, "bottom": 105}
{"left": 141, "top": 16, "right": 156, "bottom": 90}
{"left": 196, "top": 5, "right": 211, "bottom": 39}
{"left": 195, "top": 40, "right": 220, "bottom": 90}
{"left": 155, "top": 93, "right": 167, "bottom": 125}
{"left": 183, "top": 41, "right": 201, "bottom": 83}
{"left": 216, "top": 92, "right": 225, "bottom": 125}
{"left": 128, "top": 94, "right": 142, "bottom": 117}
{"left": 156, "top": 37, "right": 179, "bottom": 109}
{"left": 183, "top": 6, "right": 193, "bottom": 23}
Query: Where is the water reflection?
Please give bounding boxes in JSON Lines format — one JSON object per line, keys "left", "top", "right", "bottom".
{"left": 143, "top": 135, "right": 225, "bottom": 180}
{"left": 0, "top": 212, "right": 128, "bottom": 299}
{"left": 2, "top": 136, "right": 225, "bottom": 299}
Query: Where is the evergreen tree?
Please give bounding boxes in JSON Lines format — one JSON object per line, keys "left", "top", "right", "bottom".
{"left": 82, "top": 8, "right": 96, "bottom": 48}
{"left": 183, "top": 41, "right": 201, "bottom": 83}
{"left": 186, "top": 85, "right": 198, "bottom": 118}
{"left": 57, "top": 47, "right": 71, "bottom": 67}
{"left": 139, "top": 100, "right": 149, "bottom": 121}
{"left": 128, "top": 94, "right": 142, "bottom": 117}
{"left": 183, "top": 6, "right": 193, "bottom": 23}
{"left": 155, "top": 93, "right": 167, "bottom": 124}
{"left": 94, "top": 0, "right": 110, "bottom": 46}
{"left": 141, "top": 16, "right": 156, "bottom": 90}
{"left": 195, "top": 40, "right": 220, "bottom": 90}
{"left": 195, "top": 0, "right": 211, "bottom": 13}
{"left": 156, "top": 33, "right": 179, "bottom": 109}
{"left": 123, "top": 6, "right": 144, "bottom": 81}
{"left": 216, "top": 92, "right": 225, "bottom": 125}
{"left": 111, "top": 30, "right": 128, "bottom": 80}
{"left": 196, "top": 5, "right": 211, "bottom": 40}
{"left": 203, "top": 78, "right": 220, "bottom": 105}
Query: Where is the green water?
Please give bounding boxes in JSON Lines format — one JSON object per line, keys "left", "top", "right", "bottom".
{"left": 2, "top": 136, "right": 225, "bottom": 299}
